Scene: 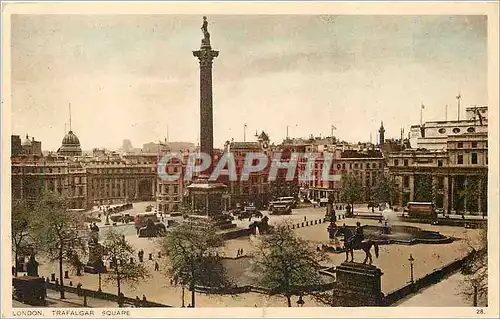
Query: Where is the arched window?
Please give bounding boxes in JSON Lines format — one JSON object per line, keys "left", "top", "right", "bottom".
{"left": 452, "top": 128, "right": 461, "bottom": 133}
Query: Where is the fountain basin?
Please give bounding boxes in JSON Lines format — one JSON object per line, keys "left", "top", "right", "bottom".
{"left": 362, "top": 225, "right": 453, "bottom": 245}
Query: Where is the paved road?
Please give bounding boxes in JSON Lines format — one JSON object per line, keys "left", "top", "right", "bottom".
{"left": 395, "top": 272, "right": 486, "bottom": 307}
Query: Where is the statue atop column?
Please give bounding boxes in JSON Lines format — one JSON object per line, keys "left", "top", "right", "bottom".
{"left": 201, "top": 16, "right": 211, "bottom": 46}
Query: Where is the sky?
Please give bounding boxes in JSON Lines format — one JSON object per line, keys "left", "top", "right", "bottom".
{"left": 11, "top": 15, "right": 488, "bottom": 151}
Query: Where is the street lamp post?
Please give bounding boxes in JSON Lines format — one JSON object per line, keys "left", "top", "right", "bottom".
{"left": 408, "top": 254, "right": 415, "bottom": 285}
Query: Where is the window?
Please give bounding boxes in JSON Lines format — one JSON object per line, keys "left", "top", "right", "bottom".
{"left": 472, "top": 142, "right": 477, "bottom": 148}
{"left": 342, "top": 163, "right": 346, "bottom": 170}
{"left": 354, "top": 163, "right": 359, "bottom": 169}
{"left": 453, "top": 128, "right": 461, "bottom": 133}
{"left": 467, "top": 127, "right": 476, "bottom": 133}
{"left": 438, "top": 128, "right": 446, "bottom": 134}
{"left": 438, "top": 160, "right": 443, "bottom": 167}
{"left": 458, "top": 154, "right": 464, "bottom": 164}
{"left": 471, "top": 153, "right": 478, "bottom": 164}
{"left": 349, "top": 163, "right": 352, "bottom": 169}
{"left": 366, "top": 163, "right": 370, "bottom": 169}
{"left": 394, "top": 159, "right": 399, "bottom": 166}
{"left": 403, "top": 176, "right": 410, "bottom": 188}
{"left": 404, "top": 159, "right": 408, "bottom": 167}
{"left": 457, "top": 142, "right": 463, "bottom": 148}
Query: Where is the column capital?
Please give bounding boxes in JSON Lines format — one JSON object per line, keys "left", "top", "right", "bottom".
{"left": 193, "top": 49, "right": 219, "bottom": 66}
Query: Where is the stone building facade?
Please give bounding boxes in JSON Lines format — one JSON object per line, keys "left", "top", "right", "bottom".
{"left": 388, "top": 107, "right": 488, "bottom": 214}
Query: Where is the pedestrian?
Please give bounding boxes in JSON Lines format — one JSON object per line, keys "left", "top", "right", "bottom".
{"left": 240, "top": 248, "right": 244, "bottom": 256}
{"left": 304, "top": 216, "right": 307, "bottom": 222}
{"left": 154, "top": 261, "right": 159, "bottom": 271}
{"left": 142, "top": 294, "right": 147, "bottom": 302}
{"left": 135, "top": 296, "right": 141, "bottom": 308}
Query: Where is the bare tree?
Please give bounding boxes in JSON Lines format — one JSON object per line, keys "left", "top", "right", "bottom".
{"left": 460, "top": 225, "right": 487, "bottom": 306}
{"left": 253, "top": 223, "right": 326, "bottom": 307}
{"left": 102, "top": 228, "right": 150, "bottom": 298}
{"left": 158, "top": 219, "right": 229, "bottom": 308}
{"left": 33, "top": 192, "right": 87, "bottom": 299}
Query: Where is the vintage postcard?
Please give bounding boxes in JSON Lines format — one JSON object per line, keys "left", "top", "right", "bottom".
{"left": 2, "top": 1, "right": 499, "bottom": 318}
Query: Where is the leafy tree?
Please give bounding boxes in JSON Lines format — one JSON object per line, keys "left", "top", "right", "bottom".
{"left": 341, "top": 173, "right": 363, "bottom": 216}
{"left": 12, "top": 199, "right": 36, "bottom": 277}
{"left": 414, "top": 174, "right": 434, "bottom": 202}
{"left": 102, "top": 228, "right": 150, "bottom": 298}
{"left": 33, "top": 192, "right": 87, "bottom": 299}
{"left": 374, "top": 174, "right": 400, "bottom": 206}
{"left": 253, "top": 223, "right": 326, "bottom": 307}
{"left": 461, "top": 174, "right": 487, "bottom": 214}
{"left": 158, "top": 219, "right": 229, "bottom": 307}
{"left": 460, "top": 225, "right": 487, "bottom": 306}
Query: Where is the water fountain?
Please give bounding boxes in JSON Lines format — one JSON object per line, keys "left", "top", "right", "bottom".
{"left": 381, "top": 206, "right": 398, "bottom": 234}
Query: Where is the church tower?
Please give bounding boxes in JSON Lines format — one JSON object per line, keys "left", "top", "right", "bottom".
{"left": 378, "top": 121, "right": 385, "bottom": 147}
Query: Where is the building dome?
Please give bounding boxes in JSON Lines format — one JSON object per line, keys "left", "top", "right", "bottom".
{"left": 57, "top": 130, "right": 82, "bottom": 156}
{"left": 62, "top": 131, "right": 81, "bottom": 146}
{"left": 22, "top": 134, "right": 32, "bottom": 146}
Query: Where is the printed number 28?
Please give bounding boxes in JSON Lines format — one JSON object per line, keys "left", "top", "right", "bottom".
{"left": 476, "top": 309, "right": 485, "bottom": 314}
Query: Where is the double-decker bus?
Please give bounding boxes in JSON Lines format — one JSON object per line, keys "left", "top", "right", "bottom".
{"left": 406, "top": 202, "right": 437, "bottom": 219}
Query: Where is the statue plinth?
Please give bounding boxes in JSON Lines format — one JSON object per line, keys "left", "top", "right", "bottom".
{"left": 332, "top": 262, "right": 384, "bottom": 307}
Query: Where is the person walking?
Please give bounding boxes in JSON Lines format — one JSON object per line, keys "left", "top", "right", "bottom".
{"left": 154, "top": 261, "right": 159, "bottom": 271}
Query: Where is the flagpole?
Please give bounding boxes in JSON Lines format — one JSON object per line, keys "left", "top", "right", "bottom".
{"left": 420, "top": 103, "right": 424, "bottom": 126}
{"left": 445, "top": 104, "right": 448, "bottom": 121}
{"left": 456, "top": 93, "right": 461, "bottom": 121}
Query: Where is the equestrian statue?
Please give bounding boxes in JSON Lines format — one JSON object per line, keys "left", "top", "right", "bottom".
{"left": 336, "top": 222, "right": 380, "bottom": 265}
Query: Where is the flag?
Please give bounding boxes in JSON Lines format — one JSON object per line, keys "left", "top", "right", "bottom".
{"left": 331, "top": 125, "right": 337, "bottom": 130}
{"left": 421, "top": 104, "right": 425, "bottom": 110}
{"left": 456, "top": 93, "right": 461, "bottom": 99}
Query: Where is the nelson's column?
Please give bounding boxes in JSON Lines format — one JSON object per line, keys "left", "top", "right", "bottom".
{"left": 188, "top": 17, "right": 233, "bottom": 227}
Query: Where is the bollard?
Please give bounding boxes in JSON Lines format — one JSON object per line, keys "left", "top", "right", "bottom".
{"left": 69, "top": 281, "right": 73, "bottom": 287}
{"left": 306, "top": 221, "right": 309, "bottom": 226}
{"left": 64, "top": 270, "right": 69, "bottom": 279}
{"left": 301, "top": 222, "right": 304, "bottom": 227}
{"left": 292, "top": 225, "right": 295, "bottom": 229}
{"left": 315, "top": 220, "right": 317, "bottom": 225}
{"left": 297, "top": 223, "right": 300, "bottom": 228}
{"left": 51, "top": 273, "right": 56, "bottom": 281}
{"left": 83, "top": 294, "right": 88, "bottom": 307}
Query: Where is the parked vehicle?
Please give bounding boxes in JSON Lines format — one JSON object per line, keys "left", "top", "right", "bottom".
{"left": 270, "top": 202, "right": 292, "bottom": 215}
{"left": 134, "top": 212, "right": 159, "bottom": 231}
{"left": 110, "top": 213, "right": 134, "bottom": 223}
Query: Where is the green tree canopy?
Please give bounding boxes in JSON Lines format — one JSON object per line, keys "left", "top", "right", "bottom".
{"left": 33, "top": 192, "right": 87, "bottom": 299}
{"left": 374, "top": 174, "right": 400, "bottom": 206}
{"left": 158, "top": 219, "right": 230, "bottom": 307}
{"left": 341, "top": 173, "right": 363, "bottom": 215}
{"left": 12, "top": 199, "right": 36, "bottom": 276}
{"left": 102, "top": 228, "right": 150, "bottom": 298}
{"left": 253, "top": 223, "right": 326, "bottom": 307}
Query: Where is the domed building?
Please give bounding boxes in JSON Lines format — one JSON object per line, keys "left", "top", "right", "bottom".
{"left": 57, "top": 130, "right": 82, "bottom": 157}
